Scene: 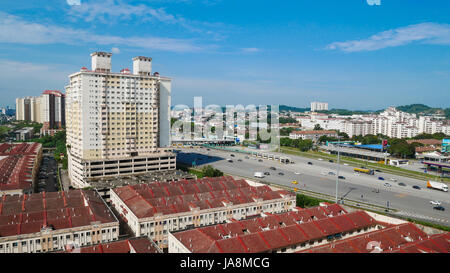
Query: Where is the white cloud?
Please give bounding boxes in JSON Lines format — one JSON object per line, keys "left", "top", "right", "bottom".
{"left": 241, "top": 48, "right": 261, "bottom": 53}
{"left": 326, "top": 23, "right": 450, "bottom": 52}
{"left": 67, "top": 0, "right": 227, "bottom": 36}
{"left": 111, "top": 47, "right": 120, "bottom": 54}
{"left": 0, "top": 12, "right": 203, "bottom": 52}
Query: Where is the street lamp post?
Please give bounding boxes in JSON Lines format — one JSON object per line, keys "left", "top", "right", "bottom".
{"left": 335, "top": 136, "right": 341, "bottom": 203}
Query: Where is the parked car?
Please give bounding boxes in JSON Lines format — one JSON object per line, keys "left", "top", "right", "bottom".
{"left": 338, "top": 176, "right": 345, "bottom": 179}
{"left": 318, "top": 158, "right": 323, "bottom": 161}
{"left": 270, "top": 167, "right": 276, "bottom": 170}
{"left": 389, "top": 177, "right": 397, "bottom": 182}
{"left": 307, "top": 162, "right": 313, "bottom": 165}
{"left": 398, "top": 182, "right": 406, "bottom": 186}
{"left": 329, "top": 160, "right": 334, "bottom": 163}
{"left": 412, "top": 185, "right": 421, "bottom": 190}
{"left": 278, "top": 172, "right": 284, "bottom": 176}
{"left": 264, "top": 172, "right": 270, "bottom": 175}
{"left": 328, "top": 172, "right": 336, "bottom": 176}
{"left": 383, "top": 183, "right": 391, "bottom": 187}
{"left": 230, "top": 154, "right": 235, "bottom": 157}
{"left": 294, "top": 172, "right": 301, "bottom": 175}
{"left": 258, "top": 159, "right": 263, "bottom": 162}
{"left": 375, "top": 169, "right": 382, "bottom": 172}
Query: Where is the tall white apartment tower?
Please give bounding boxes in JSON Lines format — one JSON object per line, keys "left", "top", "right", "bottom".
{"left": 66, "top": 52, "right": 176, "bottom": 188}
{"left": 310, "top": 102, "right": 328, "bottom": 112}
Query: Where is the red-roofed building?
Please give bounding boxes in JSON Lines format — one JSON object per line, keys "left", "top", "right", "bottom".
{"left": 110, "top": 176, "right": 296, "bottom": 248}
{"left": 0, "top": 189, "right": 119, "bottom": 253}
{"left": 168, "top": 204, "right": 381, "bottom": 253}
{"left": 61, "top": 237, "right": 161, "bottom": 253}
{"left": 0, "top": 142, "right": 42, "bottom": 196}
{"left": 299, "top": 223, "right": 450, "bottom": 253}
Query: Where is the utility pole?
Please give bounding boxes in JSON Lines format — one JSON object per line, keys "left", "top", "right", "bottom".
{"left": 335, "top": 135, "right": 341, "bottom": 203}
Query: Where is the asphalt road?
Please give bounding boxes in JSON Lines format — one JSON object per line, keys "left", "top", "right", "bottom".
{"left": 177, "top": 147, "right": 450, "bottom": 226}
{"left": 37, "top": 156, "right": 58, "bottom": 193}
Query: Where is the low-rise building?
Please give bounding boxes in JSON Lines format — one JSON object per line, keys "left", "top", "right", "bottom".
{"left": 0, "top": 142, "right": 42, "bottom": 196}
{"left": 110, "top": 176, "right": 296, "bottom": 248}
{"left": 61, "top": 236, "right": 161, "bottom": 253}
{"left": 0, "top": 189, "right": 119, "bottom": 253}
{"left": 289, "top": 130, "right": 338, "bottom": 142}
{"left": 168, "top": 204, "right": 379, "bottom": 253}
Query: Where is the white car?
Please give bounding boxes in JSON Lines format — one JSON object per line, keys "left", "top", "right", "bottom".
{"left": 343, "top": 163, "right": 349, "bottom": 166}
{"left": 389, "top": 177, "right": 397, "bottom": 182}
{"left": 383, "top": 183, "right": 391, "bottom": 187}
{"left": 294, "top": 172, "right": 301, "bottom": 175}
{"left": 430, "top": 200, "right": 442, "bottom": 206}
{"left": 318, "top": 158, "right": 323, "bottom": 161}
{"left": 321, "top": 171, "right": 328, "bottom": 175}
{"left": 353, "top": 172, "right": 360, "bottom": 176}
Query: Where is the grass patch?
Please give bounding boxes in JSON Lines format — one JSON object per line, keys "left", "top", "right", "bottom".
{"left": 405, "top": 218, "right": 450, "bottom": 232}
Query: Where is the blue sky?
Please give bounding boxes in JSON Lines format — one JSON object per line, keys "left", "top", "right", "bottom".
{"left": 0, "top": 0, "right": 449, "bottom": 110}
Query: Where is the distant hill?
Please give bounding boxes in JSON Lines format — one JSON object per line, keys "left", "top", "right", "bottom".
{"left": 279, "top": 105, "right": 310, "bottom": 112}
{"left": 278, "top": 104, "right": 449, "bottom": 118}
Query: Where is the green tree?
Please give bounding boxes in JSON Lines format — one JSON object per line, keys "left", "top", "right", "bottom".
{"left": 313, "top": 124, "right": 323, "bottom": 130}
{"left": 202, "top": 165, "right": 224, "bottom": 177}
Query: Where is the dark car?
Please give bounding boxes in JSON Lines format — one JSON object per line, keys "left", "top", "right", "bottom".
{"left": 338, "top": 176, "right": 345, "bottom": 179}
{"left": 230, "top": 154, "right": 235, "bottom": 157}
{"left": 412, "top": 185, "right": 421, "bottom": 190}
{"left": 375, "top": 169, "right": 382, "bottom": 172}
{"left": 258, "top": 159, "right": 263, "bottom": 162}
{"left": 269, "top": 167, "right": 276, "bottom": 170}
{"left": 307, "top": 162, "right": 313, "bottom": 165}
{"left": 378, "top": 177, "right": 385, "bottom": 180}
{"left": 245, "top": 156, "right": 250, "bottom": 159}
{"left": 433, "top": 206, "right": 445, "bottom": 211}
{"left": 264, "top": 172, "right": 270, "bottom": 175}
{"left": 278, "top": 172, "right": 284, "bottom": 176}
{"left": 237, "top": 159, "right": 242, "bottom": 162}
{"left": 329, "top": 160, "right": 334, "bottom": 163}
{"left": 398, "top": 182, "right": 406, "bottom": 186}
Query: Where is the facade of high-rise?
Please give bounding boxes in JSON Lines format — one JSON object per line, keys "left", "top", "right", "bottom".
{"left": 40, "top": 90, "right": 66, "bottom": 136}
{"left": 310, "top": 101, "right": 328, "bottom": 112}
{"left": 66, "top": 52, "right": 175, "bottom": 188}
{"left": 15, "top": 91, "right": 66, "bottom": 135}
{"left": 16, "top": 97, "right": 41, "bottom": 123}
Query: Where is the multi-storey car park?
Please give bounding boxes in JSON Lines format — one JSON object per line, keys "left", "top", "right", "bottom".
{"left": 0, "top": 189, "right": 119, "bottom": 253}
{"left": 168, "top": 203, "right": 450, "bottom": 253}
{"left": 0, "top": 143, "right": 42, "bottom": 196}
{"left": 65, "top": 52, "right": 175, "bottom": 189}
{"left": 110, "top": 176, "right": 296, "bottom": 248}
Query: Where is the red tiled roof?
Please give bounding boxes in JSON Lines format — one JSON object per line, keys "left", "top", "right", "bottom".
{"left": 0, "top": 190, "right": 117, "bottom": 238}
{"left": 299, "top": 223, "right": 449, "bottom": 253}
{"left": 172, "top": 205, "right": 375, "bottom": 253}
{"left": 0, "top": 143, "right": 41, "bottom": 192}
{"left": 113, "top": 176, "right": 294, "bottom": 219}
{"left": 61, "top": 237, "right": 159, "bottom": 253}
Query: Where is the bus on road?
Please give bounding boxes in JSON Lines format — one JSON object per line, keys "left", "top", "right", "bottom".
{"left": 354, "top": 168, "right": 375, "bottom": 175}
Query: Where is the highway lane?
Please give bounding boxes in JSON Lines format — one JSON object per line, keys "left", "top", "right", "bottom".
{"left": 177, "top": 147, "right": 450, "bottom": 226}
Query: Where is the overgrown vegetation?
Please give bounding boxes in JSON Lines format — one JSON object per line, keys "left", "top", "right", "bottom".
{"left": 296, "top": 194, "right": 331, "bottom": 208}
{"left": 280, "top": 137, "right": 313, "bottom": 152}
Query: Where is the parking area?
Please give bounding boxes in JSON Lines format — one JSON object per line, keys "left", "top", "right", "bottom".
{"left": 36, "top": 156, "right": 58, "bottom": 193}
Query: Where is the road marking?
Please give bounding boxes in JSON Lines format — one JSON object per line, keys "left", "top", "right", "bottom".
{"left": 394, "top": 193, "right": 408, "bottom": 198}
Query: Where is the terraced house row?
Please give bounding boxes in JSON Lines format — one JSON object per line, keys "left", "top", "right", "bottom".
{"left": 110, "top": 176, "right": 296, "bottom": 248}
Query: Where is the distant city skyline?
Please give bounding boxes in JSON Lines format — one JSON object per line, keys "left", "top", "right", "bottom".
{"left": 0, "top": 1, "right": 449, "bottom": 109}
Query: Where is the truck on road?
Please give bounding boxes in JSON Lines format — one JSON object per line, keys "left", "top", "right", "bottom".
{"left": 254, "top": 172, "right": 265, "bottom": 178}
{"left": 427, "top": 181, "right": 449, "bottom": 192}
